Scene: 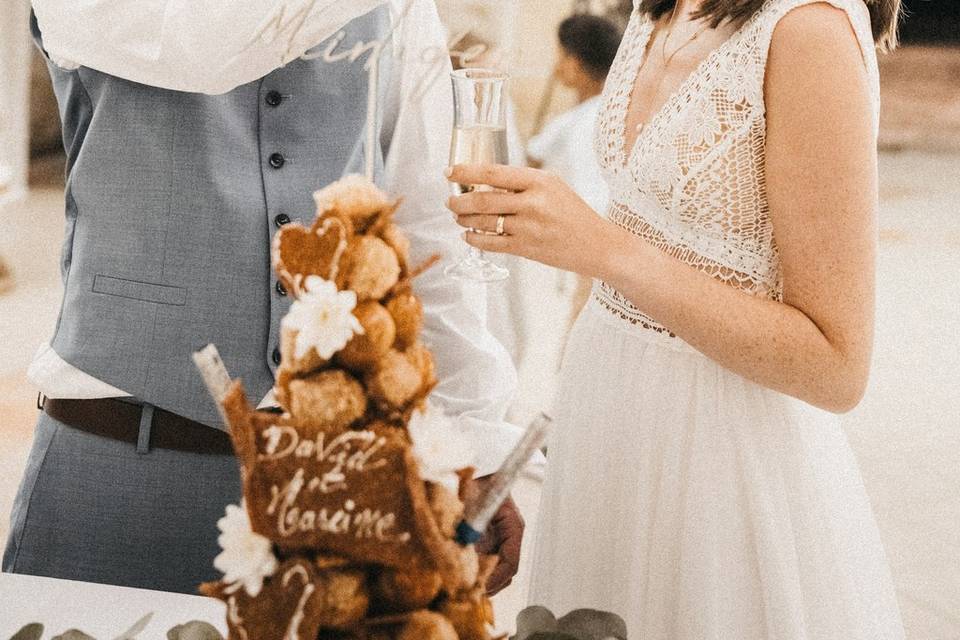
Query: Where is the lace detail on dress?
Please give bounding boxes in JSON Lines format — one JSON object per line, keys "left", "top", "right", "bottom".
{"left": 592, "top": 0, "right": 880, "bottom": 335}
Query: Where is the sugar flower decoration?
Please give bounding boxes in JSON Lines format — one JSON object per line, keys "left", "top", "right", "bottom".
{"left": 408, "top": 402, "right": 477, "bottom": 491}
{"left": 213, "top": 503, "right": 278, "bottom": 597}
{"left": 282, "top": 275, "right": 363, "bottom": 360}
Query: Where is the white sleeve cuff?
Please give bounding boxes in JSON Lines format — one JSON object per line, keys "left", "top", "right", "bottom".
{"left": 462, "top": 416, "right": 547, "bottom": 478}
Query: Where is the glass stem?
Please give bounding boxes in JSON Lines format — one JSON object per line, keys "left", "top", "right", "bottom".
{"left": 469, "top": 246, "right": 486, "bottom": 263}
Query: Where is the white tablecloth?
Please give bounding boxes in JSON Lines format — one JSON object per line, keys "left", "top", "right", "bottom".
{"left": 0, "top": 572, "right": 226, "bottom": 638}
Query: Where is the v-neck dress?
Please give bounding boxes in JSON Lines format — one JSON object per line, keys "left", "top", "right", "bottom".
{"left": 527, "top": 0, "right": 906, "bottom": 637}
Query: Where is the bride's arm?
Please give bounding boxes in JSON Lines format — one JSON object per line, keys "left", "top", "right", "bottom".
{"left": 448, "top": 3, "right": 877, "bottom": 414}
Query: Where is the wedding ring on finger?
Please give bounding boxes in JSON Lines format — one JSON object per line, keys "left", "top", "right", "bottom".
{"left": 468, "top": 214, "right": 509, "bottom": 236}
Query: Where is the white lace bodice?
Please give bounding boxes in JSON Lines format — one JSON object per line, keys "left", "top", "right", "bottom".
{"left": 592, "top": 0, "right": 880, "bottom": 334}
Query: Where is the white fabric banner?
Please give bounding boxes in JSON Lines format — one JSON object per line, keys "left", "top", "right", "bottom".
{"left": 30, "top": 0, "right": 386, "bottom": 94}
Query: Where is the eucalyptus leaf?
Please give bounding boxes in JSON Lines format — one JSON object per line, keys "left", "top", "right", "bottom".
{"left": 8, "top": 623, "right": 44, "bottom": 640}
{"left": 110, "top": 613, "right": 153, "bottom": 640}
{"left": 513, "top": 606, "right": 559, "bottom": 640}
{"left": 513, "top": 606, "right": 628, "bottom": 640}
{"left": 166, "top": 621, "right": 224, "bottom": 640}
{"left": 556, "top": 609, "right": 627, "bottom": 640}
{"left": 51, "top": 631, "right": 95, "bottom": 640}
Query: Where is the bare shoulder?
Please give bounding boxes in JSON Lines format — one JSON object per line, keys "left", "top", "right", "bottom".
{"left": 762, "top": 0, "right": 877, "bottom": 227}
{"left": 768, "top": 2, "right": 867, "bottom": 77}
{"left": 765, "top": 1, "right": 871, "bottom": 117}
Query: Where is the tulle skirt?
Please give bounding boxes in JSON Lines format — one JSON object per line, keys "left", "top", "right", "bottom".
{"left": 528, "top": 296, "right": 906, "bottom": 639}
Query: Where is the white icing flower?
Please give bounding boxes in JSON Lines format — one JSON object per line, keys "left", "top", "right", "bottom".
{"left": 408, "top": 403, "right": 477, "bottom": 492}
{"left": 213, "top": 503, "right": 278, "bottom": 597}
{"left": 282, "top": 276, "right": 364, "bottom": 360}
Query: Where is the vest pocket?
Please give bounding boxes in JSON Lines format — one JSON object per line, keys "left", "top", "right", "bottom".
{"left": 92, "top": 274, "right": 187, "bottom": 306}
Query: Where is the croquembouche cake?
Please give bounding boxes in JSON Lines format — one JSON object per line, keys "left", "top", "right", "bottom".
{"left": 199, "top": 176, "right": 501, "bottom": 640}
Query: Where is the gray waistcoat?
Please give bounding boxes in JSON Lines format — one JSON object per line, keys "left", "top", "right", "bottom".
{"left": 31, "top": 7, "right": 392, "bottom": 428}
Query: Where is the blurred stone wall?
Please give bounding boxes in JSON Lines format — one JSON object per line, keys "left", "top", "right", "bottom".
{"left": 878, "top": 47, "right": 960, "bottom": 152}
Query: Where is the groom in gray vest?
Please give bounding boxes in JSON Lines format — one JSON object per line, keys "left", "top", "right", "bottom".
{"left": 4, "top": 1, "right": 524, "bottom": 595}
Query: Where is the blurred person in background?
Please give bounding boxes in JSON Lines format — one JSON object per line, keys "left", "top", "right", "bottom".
{"left": 527, "top": 15, "right": 622, "bottom": 330}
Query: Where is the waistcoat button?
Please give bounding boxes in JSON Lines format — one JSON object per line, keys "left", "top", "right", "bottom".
{"left": 269, "top": 152, "right": 285, "bottom": 169}
{"left": 276, "top": 281, "right": 287, "bottom": 296}
{"left": 272, "top": 347, "right": 281, "bottom": 365}
{"left": 274, "top": 213, "right": 291, "bottom": 227}
{"left": 265, "top": 90, "right": 283, "bottom": 107}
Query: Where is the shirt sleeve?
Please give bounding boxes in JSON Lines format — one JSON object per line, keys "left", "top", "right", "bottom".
{"left": 380, "top": 0, "right": 525, "bottom": 477}
{"left": 30, "top": 0, "right": 386, "bottom": 94}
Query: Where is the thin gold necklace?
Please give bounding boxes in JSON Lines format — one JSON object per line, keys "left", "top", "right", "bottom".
{"left": 633, "top": 5, "right": 711, "bottom": 135}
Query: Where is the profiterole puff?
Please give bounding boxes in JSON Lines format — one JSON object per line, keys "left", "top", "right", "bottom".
{"left": 365, "top": 349, "right": 424, "bottom": 412}
{"left": 397, "top": 611, "right": 459, "bottom": 640}
{"left": 373, "top": 567, "right": 444, "bottom": 613}
{"left": 387, "top": 291, "right": 424, "bottom": 350}
{"left": 287, "top": 369, "right": 367, "bottom": 430}
{"left": 340, "top": 235, "right": 401, "bottom": 301}
{"left": 338, "top": 301, "right": 397, "bottom": 371}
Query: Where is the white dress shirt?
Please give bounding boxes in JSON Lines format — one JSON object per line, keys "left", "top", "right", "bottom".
{"left": 28, "top": 0, "right": 528, "bottom": 475}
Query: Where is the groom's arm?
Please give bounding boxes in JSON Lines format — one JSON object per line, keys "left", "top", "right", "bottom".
{"left": 381, "top": 0, "right": 525, "bottom": 595}
{"left": 381, "top": 0, "right": 523, "bottom": 477}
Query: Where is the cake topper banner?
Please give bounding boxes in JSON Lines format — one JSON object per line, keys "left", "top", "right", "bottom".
{"left": 31, "top": 0, "right": 501, "bottom": 98}
{"left": 217, "top": 377, "right": 443, "bottom": 571}
{"left": 34, "top": 0, "right": 514, "bottom": 180}
{"left": 281, "top": 0, "right": 501, "bottom": 179}
{"left": 249, "top": 0, "right": 496, "bottom": 79}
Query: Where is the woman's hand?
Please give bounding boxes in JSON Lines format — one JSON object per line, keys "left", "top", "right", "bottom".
{"left": 445, "top": 164, "right": 615, "bottom": 277}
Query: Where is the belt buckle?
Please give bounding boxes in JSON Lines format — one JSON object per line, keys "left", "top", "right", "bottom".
{"left": 37, "top": 392, "right": 46, "bottom": 411}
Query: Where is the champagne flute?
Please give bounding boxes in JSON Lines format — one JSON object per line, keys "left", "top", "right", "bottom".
{"left": 445, "top": 68, "right": 511, "bottom": 283}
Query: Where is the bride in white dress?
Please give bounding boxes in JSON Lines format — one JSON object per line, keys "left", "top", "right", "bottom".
{"left": 447, "top": 0, "right": 907, "bottom": 636}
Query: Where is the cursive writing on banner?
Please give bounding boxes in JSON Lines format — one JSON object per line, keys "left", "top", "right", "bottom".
{"left": 259, "top": 425, "right": 388, "bottom": 494}
{"left": 267, "top": 468, "right": 412, "bottom": 543}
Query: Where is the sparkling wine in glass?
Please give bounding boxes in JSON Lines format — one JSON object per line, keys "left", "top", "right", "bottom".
{"left": 445, "top": 68, "right": 511, "bottom": 283}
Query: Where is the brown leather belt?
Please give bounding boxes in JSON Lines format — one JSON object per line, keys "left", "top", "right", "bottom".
{"left": 41, "top": 396, "right": 235, "bottom": 456}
